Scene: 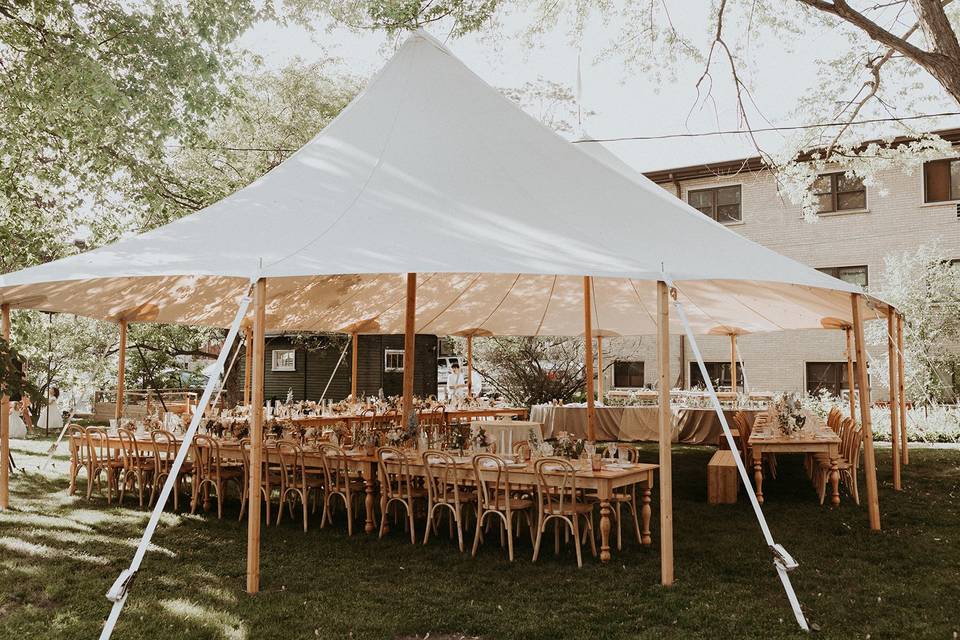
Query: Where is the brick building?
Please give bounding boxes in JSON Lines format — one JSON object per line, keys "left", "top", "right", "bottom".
{"left": 599, "top": 129, "right": 960, "bottom": 400}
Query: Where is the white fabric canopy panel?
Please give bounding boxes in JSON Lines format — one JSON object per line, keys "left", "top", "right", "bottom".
{"left": 0, "top": 31, "right": 889, "bottom": 333}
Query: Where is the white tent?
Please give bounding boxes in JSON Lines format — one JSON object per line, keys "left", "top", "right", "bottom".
{"left": 0, "top": 31, "right": 897, "bottom": 622}
{"left": 0, "top": 31, "right": 888, "bottom": 335}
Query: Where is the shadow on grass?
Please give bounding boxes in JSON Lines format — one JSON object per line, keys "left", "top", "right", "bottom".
{"left": 0, "top": 445, "right": 958, "bottom": 639}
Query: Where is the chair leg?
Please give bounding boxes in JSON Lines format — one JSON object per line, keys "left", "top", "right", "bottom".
{"left": 302, "top": 491, "right": 309, "bottom": 532}
{"left": 615, "top": 502, "right": 623, "bottom": 551}
{"left": 586, "top": 514, "right": 597, "bottom": 557}
{"left": 407, "top": 501, "right": 416, "bottom": 545}
{"left": 554, "top": 519, "right": 560, "bottom": 556}
{"left": 571, "top": 516, "right": 583, "bottom": 568}
{"left": 455, "top": 508, "right": 465, "bottom": 553}
{"left": 506, "top": 513, "right": 515, "bottom": 562}
{"left": 423, "top": 502, "right": 435, "bottom": 545}
{"left": 471, "top": 510, "right": 485, "bottom": 557}
{"left": 532, "top": 516, "right": 544, "bottom": 563}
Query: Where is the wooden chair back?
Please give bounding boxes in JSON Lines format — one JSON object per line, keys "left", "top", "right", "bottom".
{"left": 87, "top": 428, "right": 117, "bottom": 468}
{"left": 423, "top": 449, "right": 462, "bottom": 508}
{"left": 733, "top": 412, "right": 752, "bottom": 455}
{"left": 603, "top": 444, "right": 638, "bottom": 462}
{"left": 377, "top": 446, "right": 416, "bottom": 500}
{"left": 69, "top": 424, "right": 91, "bottom": 468}
{"left": 117, "top": 427, "right": 145, "bottom": 470}
{"left": 277, "top": 440, "right": 306, "bottom": 490}
{"left": 191, "top": 434, "right": 222, "bottom": 483}
{"left": 512, "top": 440, "right": 531, "bottom": 460}
{"left": 534, "top": 457, "right": 579, "bottom": 516}
{"left": 827, "top": 407, "right": 842, "bottom": 433}
{"left": 319, "top": 443, "right": 351, "bottom": 494}
{"left": 151, "top": 429, "right": 179, "bottom": 475}
{"left": 472, "top": 453, "right": 514, "bottom": 513}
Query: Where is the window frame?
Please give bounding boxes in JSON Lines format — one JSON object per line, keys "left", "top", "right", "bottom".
{"left": 384, "top": 349, "right": 405, "bottom": 373}
{"left": 271, "top": 349, "right": 297, "bottom": 372}
{"left": 688, "top": 362, "right": 743, "bottom": 391}
{"left": 612, "top": 360, "right": 645, "bottom": 388}
{"left": 686, "top": 184, "right": 743, "bottom": 224}
{"left": 922, "top": 158, "right": 960, "bottom": 204}
{"left": 813, "top": 172, "right": 867, "bottom": 213}
{"left": 805, "top": 361, "right": 857, "bottom": 397}
{"left": 817, "top": 265, "right": 869, "bottom": 288}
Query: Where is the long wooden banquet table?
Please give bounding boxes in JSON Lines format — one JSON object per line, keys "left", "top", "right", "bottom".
{"left": 287, "top": 407, "right": 529, "bottom": 429}
{"left": 748, "top": 410, "right": 842, "bottom": 506}
{"left": 73, "top": 432, "right": 656, "bottom": 563}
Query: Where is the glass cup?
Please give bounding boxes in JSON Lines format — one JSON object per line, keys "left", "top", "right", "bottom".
{"left": 591, "top": 453, "right": 603, "bottom": 472}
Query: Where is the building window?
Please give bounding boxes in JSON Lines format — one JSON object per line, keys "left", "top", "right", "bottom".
{"left": 817, "top": 265, "right": 868, "bottom": 288}
{"left": 384, "top": 349, "right": 405, "bottom": 372}
{"left": 271, "top": 349, "right": 296, "bottom": 372}
{"left": 613, "top": 361, "right": 644, "bottom": 388}
{"left": 923, "top": 158, "right": 960, "bottom": 203}
{"left": 689, "top": 362, "right": 743, "bottom": 390}
{"left": 806, "top": 362, "right": 856, "bottom": 396}
{"left": 688, "top": 185, "right": 742, "bottom": 224}
{"left": 813, "top": 172, "right": 866, "bottom": 212}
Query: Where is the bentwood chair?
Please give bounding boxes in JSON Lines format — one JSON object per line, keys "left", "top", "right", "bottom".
{"left": 150, "top": 429, "right": 192, "bottom": 511}
{"left": 239, "top": 438, "right": 283, "bottom": 524}
{"left": 815, "top": 421, "right": 863, "bottom": 505}
{"left": 67, "top": 424, "right": 90, "bottom": 496}
{"left": 319, "top": 443, "right": 365, "bottom": 536}
{"left": 117, "top": 427, "right": 152, "bottom": 507}
{"left": 276, "top": 441, "right": 324, "bottom": 532}
{"left": 735, "top": 411, "right": 776, "bottom": 479}
{"left": 532, "top": 457, "right": 597, "bottom": 568}
{"left": 471, "top": 454, "right": 534, "bottom": 562}
{"left": 377, "top": 446, "right": 427, "bottom": 543}
{"left": 87, "top": 428, "right": 124, "bottom": 503}
{"left": 191, "top": 434, "right": 244, "bottom": 519}
{"left": 423, "top": 449, "right": 475, "bottom": 551}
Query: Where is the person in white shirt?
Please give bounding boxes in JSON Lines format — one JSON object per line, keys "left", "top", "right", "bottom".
{"left": 38, "top": 386, "right": 63, "bottom": 433}
{"left": 8, "top": 400, "right": 27, "bottom": 438}
{"left": 446, "top": 362, "right": 467, "bottom": 399}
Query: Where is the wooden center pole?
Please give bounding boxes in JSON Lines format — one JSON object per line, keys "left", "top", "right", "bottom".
{"left": 656, "top": 282, "right": 674, "bottom": 585}
{"left": 729, "top": 333, "right": 737, "bottom": 394}
{"left": 851, "top": 293, "right": 881, "bottom": 531}
{"left": 897, "top": 314, "right": 909, "bottom": 465}
{"left": 582, "top": 276, "right": 596, "bottom": 441}
{"left": 466, "top": 334, "right": 473, "bottom": 397}
{"left": 402, "top": 273, "right": 417, "bottom": 426}
{"left": 115, "top": 319, "right": 128, "bottom": 421}
{"left": 845, "top": 327, "right": 856, "bottom": 420}
{"left": 351, "top": 332, "right": 359, "bottom": 401}
{"left": 0, "top": 303, "right": 10, "bottom": 511}
{"left": 596, "top": 334, "right": 604, "bottom": 403}
{"left": 246, "top": 278, "right": 266, "bottom": 594}
{"left": 887, "top": 312, "right": 902, "bottom": 490}
{"left": 243, "top": 325, "right": 253, "bottom": 407}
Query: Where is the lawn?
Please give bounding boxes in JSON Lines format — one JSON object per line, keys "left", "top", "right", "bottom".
{"left": 0, "top": 440, "right": 958, "bottom": 639}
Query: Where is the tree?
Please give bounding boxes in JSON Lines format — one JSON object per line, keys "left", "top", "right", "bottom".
{"left": 467, "top": 336, "right": 588, "bottom": 405}
{"left": 866, "top": 243, "right": 960, "bottom": 403}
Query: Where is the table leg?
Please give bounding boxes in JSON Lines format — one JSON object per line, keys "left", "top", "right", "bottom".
{"left": 599, "top": 500, "right": 612, "bottom": 562}
{"left": 753, "top": 451, "right": 764, "bottom": 505}
{"left": 829, "top": 453, "right": 840, "bottom": 508}
{"left": 364, "top": 477, "right": 376, "bottom": 534}
{"left": 640, "top": 486, "right": 652, "bottom": 546}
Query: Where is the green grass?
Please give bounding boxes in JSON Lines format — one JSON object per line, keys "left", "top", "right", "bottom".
{"left": 1, "top": 443, "right": 958, "bottom": 639}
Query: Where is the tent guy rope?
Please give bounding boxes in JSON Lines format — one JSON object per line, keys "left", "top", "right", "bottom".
{"left": 98, "top": 286, "right": 253, "bottom": 640}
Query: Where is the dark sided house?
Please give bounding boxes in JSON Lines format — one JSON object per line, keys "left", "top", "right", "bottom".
{"left": 233, "top": 333, "right": 439, "bottom": 404}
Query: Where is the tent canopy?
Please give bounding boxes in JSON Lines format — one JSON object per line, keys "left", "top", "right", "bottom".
{"left": 0, "top": 31, "right": 888, "bottom": 336}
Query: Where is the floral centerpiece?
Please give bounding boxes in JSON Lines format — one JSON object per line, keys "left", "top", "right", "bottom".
{"left": 551, "top": 431, "right": 586, "bottom": 459}
{"left": 773, "top": 393, "right": 807, "bottom": 436}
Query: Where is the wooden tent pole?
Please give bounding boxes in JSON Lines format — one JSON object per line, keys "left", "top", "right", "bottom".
{"left": 845, "top": 327, "right": 856, "bottom": 420}
{"left": 351, "top": 332, "right": 359, "bottom": 401}
{"left": 466, "top": 334, "right": 473, "bottom": 397}
{"left": 897, "top": 314, "right": 909, "bottom": 465}
{"left": 582, "top": 276, "right": 596, "bottom": 442}
{"left": 402, "top": 273, "right": 417, "bottom": 426}
{"left": 1, "top": 303, "right": 10, "bottom": 510}
{"left": 887, "top": 312, "right": 902, "bottom": 491}
{"left": 115, "top": 319, "right": 128, "bottom": 421}
{"left": 656, "top": 282, "right": 674, "bottom": 585}
{"left": 729, "top": 333, "right": 737, "bottom": 394}
{"left": 243, "top": 325, "right": 253, "bottom": 406}
{"left": 852, "top": 293, "right": 881, "bottom": 531}
{"left": 246, "top": 278, "right": 266, "bottom": 593}
{"left": 596, "top": 335, "right": 604, "bottom": 403}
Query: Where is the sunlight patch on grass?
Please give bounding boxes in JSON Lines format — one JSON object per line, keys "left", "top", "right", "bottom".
{"left": 159, "top": 599, "right": 247, "bottom": 640}
{"left": 0, "top": 536, "right": 110, "bottom": 564}
{"left": 0, "top": 511, "right": 93, "bottom": 532}
{"left": 0, "top": 558, "right": 42, "bottom": 576}
{"left": 16, "top": 528, "right": 177, "bottom": 558}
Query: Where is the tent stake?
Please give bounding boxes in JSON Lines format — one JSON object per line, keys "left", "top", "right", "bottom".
{"left": 0, "top": 303, "right": 9, "bottom": 511}
{"left": 582, "top": 276, "right": 596, "bottom": 441}
{"left": 656, "top": 282, "right": 673, "bottom": 585}
{"left": 402, "top": 274, "right": 416, "bottom": 426}
{"left": 852, "top": 294, "right": 882, "bottom": 530}
{"left": 887, "top": 312, "right": 901, "bottom": 490}
{"left": 246, "top": 279, "right": 266, "bottom": 593}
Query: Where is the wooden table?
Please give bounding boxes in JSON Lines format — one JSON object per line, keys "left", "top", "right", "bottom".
{"left": 71, "top": 433, "right": 653, "bottom": 563}
{"left": 287, "top": 407, "right": 529, "bottom": 429}
{"left": 748, "top": 412, "right": 842, "bottom": 506}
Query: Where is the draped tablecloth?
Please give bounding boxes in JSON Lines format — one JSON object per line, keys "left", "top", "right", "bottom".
{"left": 529, "top": 405, "right": 759, "bottom": 445}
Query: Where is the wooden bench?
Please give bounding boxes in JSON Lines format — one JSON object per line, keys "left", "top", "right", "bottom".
{"left": 707, "top": 449, "right": 738, "bottom": 505}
